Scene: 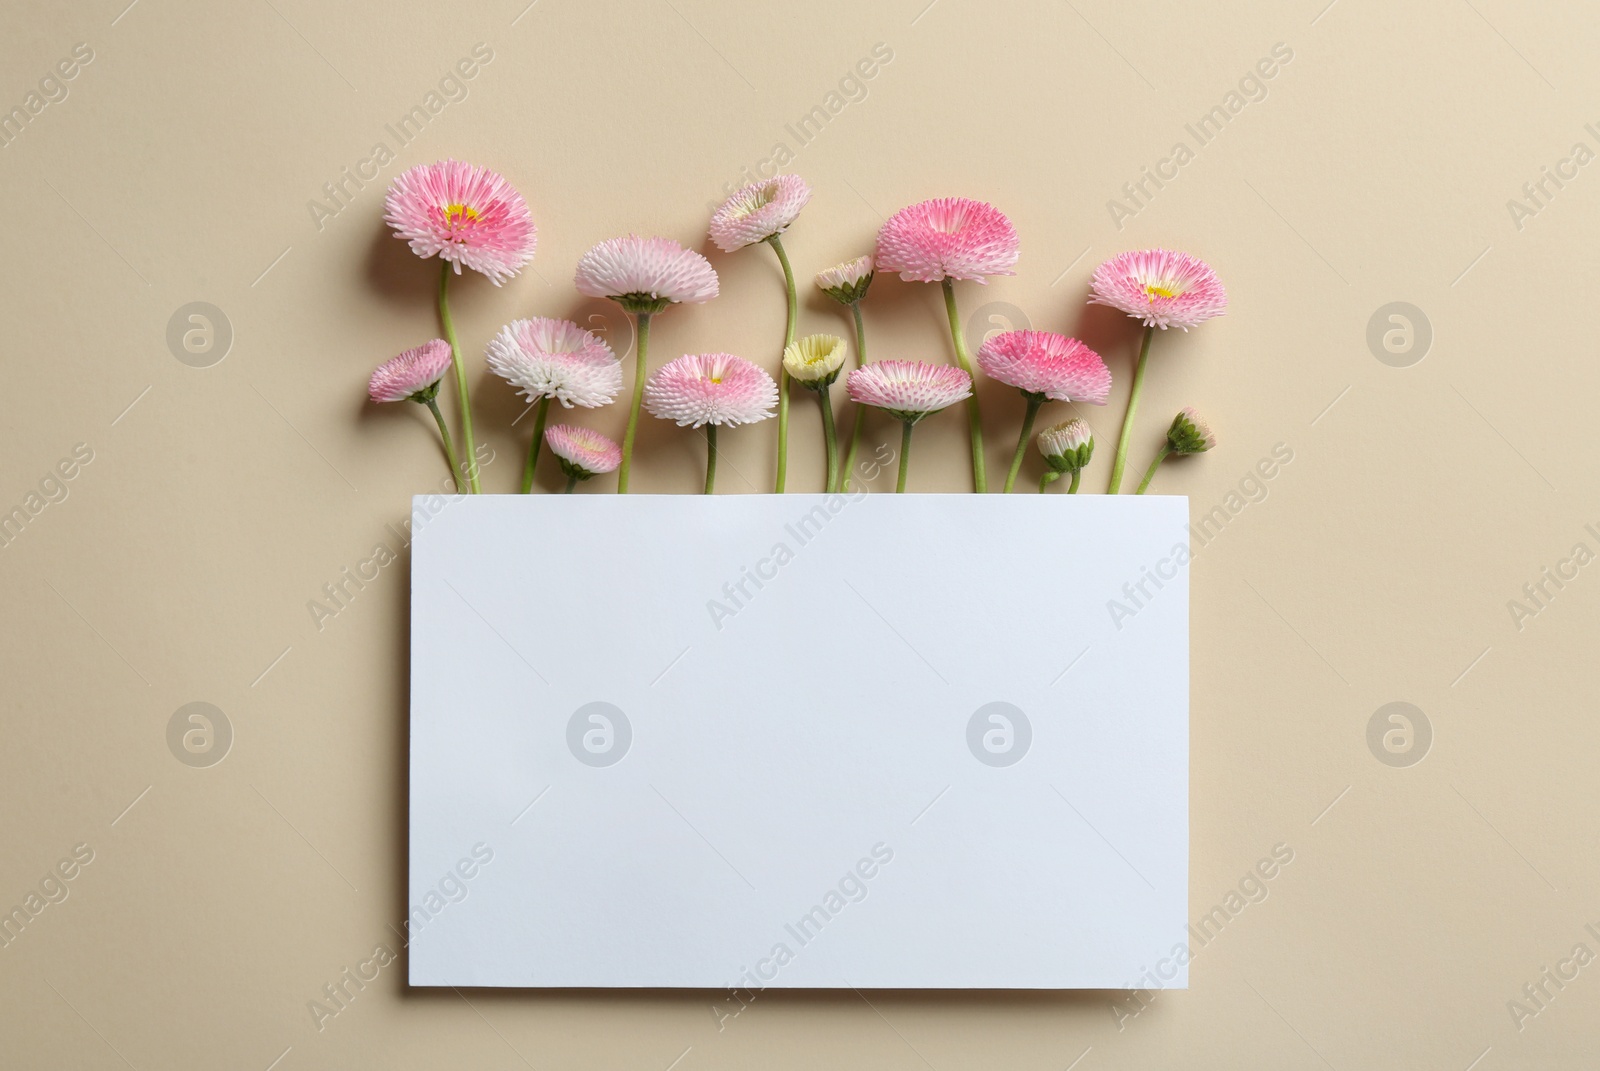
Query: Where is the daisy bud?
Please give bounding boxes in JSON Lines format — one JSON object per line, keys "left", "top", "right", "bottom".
{"left": 1036, "top": 418, "right": 1093, "bottom": 494}
{"left": 1166, "top": 407, "right": 1217, "bottom": 454}
{"left": 1037, "top": 418, "right": 1094, "bottom": 474}
{"left": 818, "top": 256, "right": 876, "bottom": 493}
{"left": 1136, "top": 407, "right": 1217, "bottom": 494}
{"left": 782, "top": 334, "right": 847, "bottom": 388}
{"left": 815, "top": 255, "right": 875, "bottom": 305}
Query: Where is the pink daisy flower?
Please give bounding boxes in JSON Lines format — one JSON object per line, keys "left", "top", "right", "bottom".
{"left": 486, "top": 318, "right": 621, "bottom": 409}
{"left": 545, "top": 424, "right": 622, "bottom": 479}
{"left": 368, "top": 339, "right": 453, "bottom": 403}
{"left": 644, "top": 353, "right": 777, "bottom": 428}
{"left": 1089, "top": 249, "right": 1227, "bottom": 330}
{"left": 874, "top": 198, "right": 1019, "bottom": 283}
{"left": 708, "top": 174, "right": 812, "bottom": 252}
{"left": 368, "top": 339, "right": 467, "bottom": 491}
{"left": 706, "top": 179, "right": 810, "bottom": 491}
{"left": 977, "top": 330, "right": 1112, "bottom": 404}
{"left": 580, "top": 237, "right": 720, "bottom": 493}
{"left": 847, "top": 360, "right": 972, "bottom": 423}
{"left": 574, "top": 236, "right": 719, "bottom": 314}
{"left": 874, "top": 198, "right": 1015, "bottom": 491}
{"left": 383, "top": 160, "right": 537, "bottom": 286}
{"left": 848, "top": 360, "right": 973, "bottom": 493}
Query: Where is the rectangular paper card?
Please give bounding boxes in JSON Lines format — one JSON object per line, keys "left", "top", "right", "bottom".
{"left": 408, "top": 493, "right": 1189, "bottom": 989}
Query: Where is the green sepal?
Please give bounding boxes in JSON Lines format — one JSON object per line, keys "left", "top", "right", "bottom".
{"left": 406, "top": 378, "right": 444, "bottom": 404}
{"left": 614, "top": 292, "right": 674, "bottom": 316}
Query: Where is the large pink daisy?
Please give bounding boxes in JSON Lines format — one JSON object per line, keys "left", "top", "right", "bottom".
{"left": 847, "top": 360, "right": 972, "bottom": 423}
{"left": 976, "top": 330, "right": 1112, "bottom": 404}
{"left": 368, "top": 339, "right": 453, "bottom": 402}
{"left": 874, "top": 198, "right": 1019, "bottom": 283}
{"left": 1089, "top": 249, "right": 1227, "bottom": 330}
{"left": 574, "top": 236, "right": 719, "bottom": 314}
{"left": 644, "top": 353, "right": 777, "bottom": 428}
{"left": 708, "top": 174, "right": 812, "bottom": 252}
{"left": 383, "top": 160, "right": 537, "bottom": 286}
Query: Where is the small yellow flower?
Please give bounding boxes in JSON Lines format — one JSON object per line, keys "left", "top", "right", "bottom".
{"left": 782, "top": 334, "right": 846, "bottom": 386}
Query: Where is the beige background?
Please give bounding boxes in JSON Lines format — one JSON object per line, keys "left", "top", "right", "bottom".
{"left": 2, "top": 0, "right": 1597, "bottom": 1066}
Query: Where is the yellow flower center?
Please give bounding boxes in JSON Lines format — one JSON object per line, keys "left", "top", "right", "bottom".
{"left": 1144, "top": 283, "right": 1181, "bottom": 299}
{"left": 442, "top": 203, "right": 479, "bottom": 229}
{"left": 730, "top": 184, "right": 776, "bottom": 219}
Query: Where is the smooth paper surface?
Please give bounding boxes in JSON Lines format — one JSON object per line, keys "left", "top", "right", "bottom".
{"left": 409, "top": 493, "right": 1189, "bottom": 989}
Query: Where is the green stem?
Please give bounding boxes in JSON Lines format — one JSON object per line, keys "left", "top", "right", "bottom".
{"left": 1108, "top": 324, "right": 1155, "bottom": 494}
{"left": 896, "top": 421, "right": 914, "bottom": 494}
{"left": 1039, "top": 470, "right": 1062, "bottom": 494}
{"left": 520, "top": 395, "right": 551, "bottom": 494}
{"left": 768, "top": 235, "right": 797, "bottom": 494}
{"left": 1002, "top": 394, "right": 1044, "bottom": 494}
{"left": 1135, "top": 446, "right": 1171, "bottom": 495}
{"left": 437, "top": 263, "right": 480, "bottom": 493}
{"left": 940, "top": 277, "right": 986, "bottom": 493}
{"left": 617, "top": 311, "right": 651, "bottom": 493}
{"left": 704, "top": 423, "right": 718, "bottom": 495}
{"left": 422, "top": 396, "right": 464, "bottom": 493}
{"left": 1068, "top": 468, "right": 1081, "bottom": 494}
{"left": 818, "top": 383, "right": 838, "bottom": 494}
{"left": 564, "top": 474, "right": 578, "bottom": 493}
{"left": 839, "top": 301, "right": 867, "bottom": 493}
